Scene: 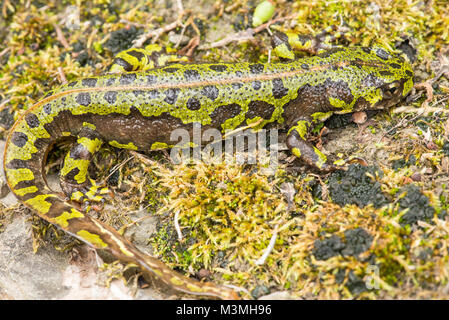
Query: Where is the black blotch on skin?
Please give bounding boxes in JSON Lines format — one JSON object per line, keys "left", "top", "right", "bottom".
{"left": 301, "top": 64, "right": 309, "bottom": 70}
{"left": 272, "top": 78, "right": 289, "bottom": 99}
{"left": 376, "top": 48, "right": 390, "bottom": 60}
{"left": 283, "top": 79, "right": 355, "bottom": 124}
{"left": 104, "top": 91, "right": 118, "bottom": 104}
{"left": 81, "top": 78, "right": 97, "bottom": 87}
{"left": 202, "top": 85, "right": 219, "bottom": 101}
{"left": 67, "top": 81, "right": 78, "bottom": 87}
{"left": 249, "top": 63, "right": 264, "bottom": 74}
{"left": 120, "top": 73, "right": 137, "bottom": 85}
{"left": 5, "top": 158, "right": 29, "bottom": 169}
{"left": 132, "top": 90, "right": 145, "bottom": 97}
{"left": 186, "top": 97, "right": 201, "bottom": 110}
{"left": 164, "top": 88, "right": 180, "bottom": 105}
{"left": 76, "top": 92, "right": 91, "bottom": 106}
{"left": 11, "top": 131, "right": 28, "bottom": 147}
{"left": 127, "top": 49, "right": 145, "bottom": 60}
{"left": 184, "top": 69, "right": 201, "bottom": 82}
{"left": 246, "top": 101, "right": 275, "bottom": 120}
{"left": 106, "top": 78, "right": 116, "bottom": 86}
{"left": 361, "top": 47, "right": 371, "bottom": 54}
{"left": 232, "top": 82, "right": 243, "bottom": 90}
{"left": 406, "top": 70, "right": 413, "bottom": 77}
{"left": 318, "top": 47, "right": 344, "bottom": 58}
{"left": 271, "top": 32, "right": 291, "bottom": 50}
{"left": 164, "top": 67, "right": 179, "bottom": 73}
{"left": 113, "top": 58, "right": 134, "bottom": 72}
{"left": 25, "top": 113, "right": 40, "bottom": 128}
{"left": 390, "top": 63, "right": 402, "bottom": 69}
{"left": 147, "top": 90, "right": 159, "bottom": 99}
{"left": 210, "top": 104, "right": 241, "bottom": 126}
{"left": 64, "top": 167, "right": 81, "bottom": 182}
{"left": 14, "top": 180, "right": 45, "bottom": 195}
{"left": 147, "top": 75, "right": 157, "bottom": 84}
{"left": 209, "top": 65, "right": 228, "bottom": 72}
{"left": 235, "top": 71, "right": 243, "bottom": 77}
{"left": 252, "top": 81, "right": 261, "bottom": 90}
{"left": 379, "top": 70, "right": 393, "bottom": 77}
{"left": 43, "top": 104, "right": 52, "bottom": 114}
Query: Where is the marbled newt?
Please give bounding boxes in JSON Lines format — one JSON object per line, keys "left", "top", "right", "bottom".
{"left": 3, "top": 30, "right": 414, "bottom": 299}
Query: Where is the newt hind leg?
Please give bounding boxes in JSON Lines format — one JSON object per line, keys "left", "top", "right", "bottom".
{"left": 287, "top": 117, "right": 338, "bottom": 172}
{"left": 60, "top": 127, "right": 110, "bottom": 210}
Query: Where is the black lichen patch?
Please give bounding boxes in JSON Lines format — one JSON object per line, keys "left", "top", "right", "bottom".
{"left": 104, "top": 26, "right": 143, "bottom": 54}
{"left": 313, "top": 235, "right": 345, "bottom": 260}
{"left": 313, "top": 228, "right": 373, "bottom": 260}
{"left": 341, "top": 228, "right": 373, "bottom": 257}
{"left": 328, "top": 164, "right": 389, "bottom": 208}
{"left": 345, "top": 270, "right": 368, "bottom": 295}
{"left": 397, "top": 184, "right": 435, "bottom": 226}
{"left": 391, "top": 155, "right": 416, "bottom": 170}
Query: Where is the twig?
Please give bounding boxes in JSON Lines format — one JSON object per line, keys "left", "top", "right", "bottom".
{"left": 178, "top": 36, "right": 200, "bottom": 57}
{"left": 133, "top": 0, "right": 186, "bottom": 47}
{"left": 101, "top": 155, "right": 135, "bottom": 184}
{"left": 0, "top": 48, "right": 10, "bottom": 58}
{"left": 0, "top": 98, "right": 11, "bottom": 113}
{"left": 174, "top": 210, "right": 183, "bottom": 241}
{"left": 222, "top": 284, "right": 252, "bottom": 297}
{"left": 57, "top": 67, "right": 68, "bottom": 84}
{"left": 53, "top": 22, "right": 70, "bottom": 49}
{"left": 254, "top": 223, "right": 279, "bottom": 265}
{"left": 393, "top": 106, "right": 449, "bottom": 114}
{"left": 224, "top": 2, "right": 241, "bottom": 13}
{"left": 414, "top": 66, "right": 449, "bottom": 105}
{"left": 199, "top": 14, "right": 294, "bottom": 50}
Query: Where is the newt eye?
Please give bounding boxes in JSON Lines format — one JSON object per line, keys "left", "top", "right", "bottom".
{"left": 382, "top": 82, "right": 401, "bottom": 98}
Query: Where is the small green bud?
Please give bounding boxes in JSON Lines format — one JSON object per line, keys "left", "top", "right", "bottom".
{"left": 252, "top": 0, "right": 276, "bottom": 27}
